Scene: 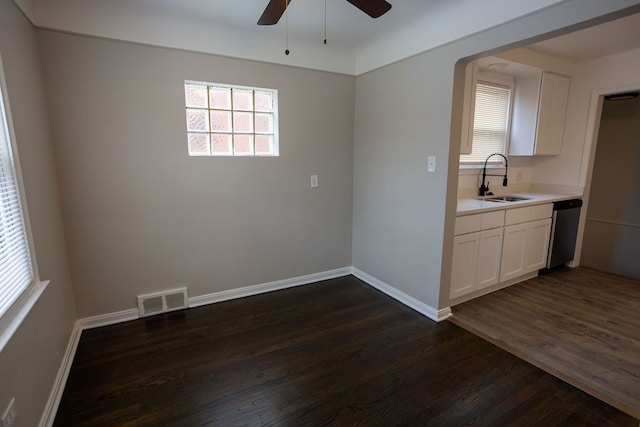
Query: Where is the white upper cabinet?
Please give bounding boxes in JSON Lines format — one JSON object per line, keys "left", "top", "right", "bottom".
{"left": 509, "top": 71, "right": 540, "bottom": 155}
{"left": 463, "top": 56, "right": 571, "bottom": 158}
{"left": 510, "top": 71, "right": 571, "bottom": 156}
{"left": 534, "top": 72, "right": 571, "bottom": 155}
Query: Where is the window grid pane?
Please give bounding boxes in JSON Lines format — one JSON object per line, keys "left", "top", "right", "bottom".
{"left": 211, "top": 134, "right": 232, "bottom": 155}
{"left": 185, "top": 82, "right": 277, "bottom": 157}
{"left": 187, "top": 133, "right": 211, "bottom": 156}
{"left": 254, "top": 91, "right": 273, "bottom": 113}
{"left": 255, "top": 135, "right": 274, "bottom": 155}
{"left": 185, "top": 83, "right": 208, "bottom": 108}
{"left": 186, "top": 109, "right": 209, "bottom": 132}
{"left": 460, "top": 81, "right": 512, "bottom": 164}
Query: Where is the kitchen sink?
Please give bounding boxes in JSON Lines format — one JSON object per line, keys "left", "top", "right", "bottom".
{"left": 482, "top": 195, "right": 532, "bottom": 203}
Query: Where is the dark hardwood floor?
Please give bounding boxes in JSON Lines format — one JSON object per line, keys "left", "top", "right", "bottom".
{"left": 54, "top": 275, "right": 636, "bottom": 426}
{"left": 451, "top": 267, "right": 640, "bottom": 420}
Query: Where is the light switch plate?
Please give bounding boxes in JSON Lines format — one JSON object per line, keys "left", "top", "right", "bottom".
{"left": 311, "top": 175, "right": 318, "bottom": 188}
{"left": 427, "top": 156, "right": 436, "bottom": 173}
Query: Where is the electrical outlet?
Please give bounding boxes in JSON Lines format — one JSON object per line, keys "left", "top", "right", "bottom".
{"left": 1, "top": 398, "right": 16, "bottom": 427}
{"left": 310, "top": 175, "right": 318, "bottom": 188}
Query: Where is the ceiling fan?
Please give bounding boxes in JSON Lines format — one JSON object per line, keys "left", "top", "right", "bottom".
{"left": 258, "top": 0, "right": 392, "bottom": 25}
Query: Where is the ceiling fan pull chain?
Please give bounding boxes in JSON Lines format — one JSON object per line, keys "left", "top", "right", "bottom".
{"left": 285, "top": 0, "right": 290, "bottom": 55}
{"left": 324, "top": 0, "right": 327, "bottom": 45}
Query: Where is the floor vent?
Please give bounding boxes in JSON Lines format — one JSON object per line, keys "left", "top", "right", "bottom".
{"left": 137, "top": 287, "right": 189, "bottom": 317}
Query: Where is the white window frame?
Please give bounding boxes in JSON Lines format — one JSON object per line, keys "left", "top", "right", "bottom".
{"left": 460, "top": 73, "right": 514, "bottom": 167}
{"left": 184, "top": 81, "right": 279, "bottom": 157}
{"left": 0, "top": 53, "right": 47, "bottom": 352}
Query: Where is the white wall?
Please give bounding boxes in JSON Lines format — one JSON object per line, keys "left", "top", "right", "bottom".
{"left": 457, "top": 167, "right": 534, "bottom": 198}
{"left": 0, "top": 0, "right": 76, "bottom": 425}
{"left": 457, "top": 48, "right": 576, "bottom": 197}
{"left": 11, "top": 0, "right": 34, "bottom": 19}
{"left": 38, "top": 30, "right": 355, "bottom": 318}
{"left": 529, "top": 47, "right": 640, "bottom": 266}
{"left": 353, "top": 0, "right": 640, "bottom": 312}
{"left": 354, "top": 0, "right": 570, "bottom": 74}
{"left": 532, "top": 47, "right": 640, "bottom": 188}
{"left": 496, "top": 47, "right": 576, "bottom": 77}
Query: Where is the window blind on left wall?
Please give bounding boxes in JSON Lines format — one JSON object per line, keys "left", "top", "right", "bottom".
{"left": 0, "top": 81, "right": 33, "bottom": 319}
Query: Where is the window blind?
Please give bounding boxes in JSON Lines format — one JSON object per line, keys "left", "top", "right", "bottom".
{"left": 0, "top": 85, "right": 33, "bottom": 319}
{"left": 460, "top": 81, "right": 512, "bottom": 164}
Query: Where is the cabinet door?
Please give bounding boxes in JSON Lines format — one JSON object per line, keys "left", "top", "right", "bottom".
{"left": 535, "top": 72, "right": 570, "bottom": 155}
{"left": 450, "top": 232, "right": 479, "bottom": 298}
{"left": 500, "top": 223, "right": 528, "bottom": 282}
{"left": 476, "top": 227, "right": 504, "bottom": 290}
{"left": 524, "top": 218, "right": 552, "bottom": 272}
{"left": 459, "top": 61, "right": 477, "bottom": 155}
{"left": 509, "top": 72, "right": 541, "bottom": 156}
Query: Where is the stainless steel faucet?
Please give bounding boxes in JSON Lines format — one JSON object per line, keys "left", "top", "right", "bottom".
{"left": 479, "top": 153, "right": 508, "bottom": 196}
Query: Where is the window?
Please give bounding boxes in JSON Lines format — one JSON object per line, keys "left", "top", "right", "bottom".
{"left": 184, "top": 81, "right": 278, "bottom": 157}
{"left": 0, "top": 67, "right": 34, "bottom": 324}
{"left": 460, "top": 79, "right": 513, "bottom": 164}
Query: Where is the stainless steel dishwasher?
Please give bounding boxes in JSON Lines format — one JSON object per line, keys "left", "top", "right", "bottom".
{"left": 546, "top": 198, "right": 583, "bottom": 269}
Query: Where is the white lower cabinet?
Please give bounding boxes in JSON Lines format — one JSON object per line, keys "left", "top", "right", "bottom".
{"left": 476, "top": 227, "right": 504, "bottom": 289}
{"left": 500, "top": 223, "right": 529, "bottom": 282}
{"left": 451, "top": 211, "right": 505, "bottom": 299}
{"left": 500, "top": 218, "right": 552, "bottom": 282}
{"left": 451, "top": 233, "right": 480, "bottom": 298}
{"left": 452, "top": 203, "right": 553, "bottom": 300}
{"left": 524, "top": 218, "right": 553, "bottom": 271}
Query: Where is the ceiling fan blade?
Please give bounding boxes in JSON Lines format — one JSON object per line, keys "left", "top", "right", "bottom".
{"left": 345, "top": 0, "right": 392, "bottom": 18}
{"left": 258, "top": 0, "right": 292, "bottom": 25}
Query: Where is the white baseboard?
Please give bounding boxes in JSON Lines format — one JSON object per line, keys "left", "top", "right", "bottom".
{"left": 41, "top": 265, "right": 451, "bottom": 425}
{"left": 39, "top": 266, "right": 352, "bottom": 426}
{"left": 40, "top": 309, "right": 138, "bottom": 426}
{"left": 77, "top": 308, "right": 140, "bottom": 330}
{"left": 352, "top": 267, "right": 452, "bottom": 322}
{"left": 39, "top": 321, "right": 82, "bottom": 427}
{"left": 189, "top": 267, "right": 353, "bottom": 308}
{"left": 448, "top": 271, "right": 538, "bottom": 307}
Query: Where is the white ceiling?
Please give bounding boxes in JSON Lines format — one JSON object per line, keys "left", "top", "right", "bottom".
{"left": 12, "top": 0, "right": 640, "bottom": 74}
{"left": 528, "top": 12, "right": 640, "bottom": 62}
{"left": 16, "top": 0, "right": 575, "bottom": 75}
{"left": 128, "top": 0, "right": 430, "bottom": 47}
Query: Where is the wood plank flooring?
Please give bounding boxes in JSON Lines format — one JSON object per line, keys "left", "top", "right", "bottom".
{"left": 54, "top": 275, "right": 636, "bottom": 426}
{"left": 451, "top": 267, "right": 640, "bottom": 420}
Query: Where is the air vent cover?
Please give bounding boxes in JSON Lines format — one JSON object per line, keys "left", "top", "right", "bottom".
{"left": 137, "top": 287, "right": 188, "bottom": 317}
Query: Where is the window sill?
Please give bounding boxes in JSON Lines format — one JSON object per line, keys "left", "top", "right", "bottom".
{"left": 0, "top": 280, "right": 50, "bottom": 352}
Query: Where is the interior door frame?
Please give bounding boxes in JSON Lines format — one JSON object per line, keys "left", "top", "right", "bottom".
{"left": 573, "top": 81, "right": 640, "bottom": 266}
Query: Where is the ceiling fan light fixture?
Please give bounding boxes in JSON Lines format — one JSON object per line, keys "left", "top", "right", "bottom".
{"left": 257, "top": 0, "right": 391, "bottom": 26}
{"left": 258, "top": 0, "right": 392, "bottom": 55}
{"left": 324, "top": 0, "right": 327, "bottom": 45}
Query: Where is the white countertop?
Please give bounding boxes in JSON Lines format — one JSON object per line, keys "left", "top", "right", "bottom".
{"left": 457, "top": 191, "right": 582, "bottom": 216}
